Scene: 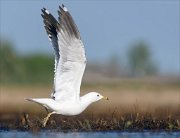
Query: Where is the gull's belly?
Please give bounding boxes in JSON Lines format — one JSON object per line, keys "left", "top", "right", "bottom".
{"left": 50, "top": 102, "right": 84, "bottom": 116}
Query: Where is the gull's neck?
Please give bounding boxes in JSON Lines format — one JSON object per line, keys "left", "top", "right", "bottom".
{"left": 80, "top": 93, "right": 94, "bottom": 110}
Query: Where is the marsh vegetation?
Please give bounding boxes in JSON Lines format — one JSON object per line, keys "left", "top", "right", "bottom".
{"left": 0, "top": 80, "right": 180, "bottom": 131}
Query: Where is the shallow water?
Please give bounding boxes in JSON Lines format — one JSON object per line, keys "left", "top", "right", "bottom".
{"left": 0, "top": 131, "right": 180, "bottom": 138}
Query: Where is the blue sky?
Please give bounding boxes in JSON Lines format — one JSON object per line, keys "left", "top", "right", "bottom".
{"left": 0, "top": 0, "right": 180, "bottom": 74}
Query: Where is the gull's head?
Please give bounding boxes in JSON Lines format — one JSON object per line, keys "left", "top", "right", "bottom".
{"left": 87, "top": 92, "right": 109, "bottom": 102}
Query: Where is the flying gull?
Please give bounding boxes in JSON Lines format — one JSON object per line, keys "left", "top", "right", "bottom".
{"left": 26, "top": 4, "right": 109, "bottom": 127}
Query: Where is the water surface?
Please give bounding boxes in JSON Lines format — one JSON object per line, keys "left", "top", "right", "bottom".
{"left": 0, "top": 131, "right": 180, "bottom": 138}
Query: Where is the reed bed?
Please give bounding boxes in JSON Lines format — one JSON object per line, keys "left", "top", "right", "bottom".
{"left": 0, "top": 112, "right": 180, "bottom": 132}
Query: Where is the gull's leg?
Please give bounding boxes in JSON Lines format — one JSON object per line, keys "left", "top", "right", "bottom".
{"left": 43, "top": 112, "right": 55, "bottom": 127}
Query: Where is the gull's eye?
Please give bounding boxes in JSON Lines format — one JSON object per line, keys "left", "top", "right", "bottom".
{"left": 97, "top": 94, "right": 99, "bottom": 97}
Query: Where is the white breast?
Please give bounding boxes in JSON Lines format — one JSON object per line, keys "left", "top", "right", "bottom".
{"left": 50, "top": 101, "right": 85, "bottom": 116}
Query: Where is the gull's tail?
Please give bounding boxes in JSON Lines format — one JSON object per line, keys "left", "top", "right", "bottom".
{"left": 25, "top": 98, "right": 35, "bottom": 102}
{"left": 25, "top": 98, "right": 43, "bottom": 104}
{"left": 25, "top": 98, "right": 53, "bottom": 108}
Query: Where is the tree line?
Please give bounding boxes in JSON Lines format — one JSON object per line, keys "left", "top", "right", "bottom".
{"left": 0, "top": 39, "right": 158, "bottom": 84}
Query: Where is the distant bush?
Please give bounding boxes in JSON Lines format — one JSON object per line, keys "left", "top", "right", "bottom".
{"left": 0, "top": 39, "right": 54, "bottom": 84}
{"left": 127, "top": 41, "right": 158, "bottom": 77}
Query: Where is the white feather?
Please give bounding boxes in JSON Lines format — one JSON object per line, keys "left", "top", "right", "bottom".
{"left": 45, "top": 9, "right": 50, "bottom": 14}
{"left": 63, "top": 6, "right": 68, "bottom": 12}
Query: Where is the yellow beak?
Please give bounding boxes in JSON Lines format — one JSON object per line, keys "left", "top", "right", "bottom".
{"left": 103, "top": 96, "right": 109, "bottom": 100}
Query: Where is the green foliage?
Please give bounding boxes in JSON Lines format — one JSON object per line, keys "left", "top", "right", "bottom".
{"left": 127, "top": 41, "right": 158, "bottom": 77}
{"left": 21, "top": 55, "right": 54, "bottom": 84}
{"left": 0, "top": 40, "right": 22, "bottom": 83}
{"left": 0, "top": 39, "right": 54, "bottom": 84}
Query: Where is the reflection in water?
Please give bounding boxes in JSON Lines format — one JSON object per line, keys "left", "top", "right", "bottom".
{"left": 0, "top": 131, "right": 180, "bottom": 138}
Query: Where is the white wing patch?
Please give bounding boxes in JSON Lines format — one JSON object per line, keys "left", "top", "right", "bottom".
{"left": 62, "top": 6, "right": 68, "bottom": 12}
{"left": 45, "top": 9, "right": 50, "bottom": 14}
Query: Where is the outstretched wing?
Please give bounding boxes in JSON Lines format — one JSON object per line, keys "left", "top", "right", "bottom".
{"left": 42, "top": 5, "right": 86, "bottom": 102}
{"left": 41, "top": 8, "right": 60, "bottom": 97}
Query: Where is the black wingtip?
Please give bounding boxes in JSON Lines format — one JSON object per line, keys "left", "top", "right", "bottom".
{"left": 59, "top": 4, "right": 65, "bottom": 12}
{"left": 41, "top": 8, "right": 45, "bottom": 12}
{"left": 41, "top": 13, "right": 45, "bottom": 17}
{"left": 59, "top": 5, "right": 62, "bottom": 10}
